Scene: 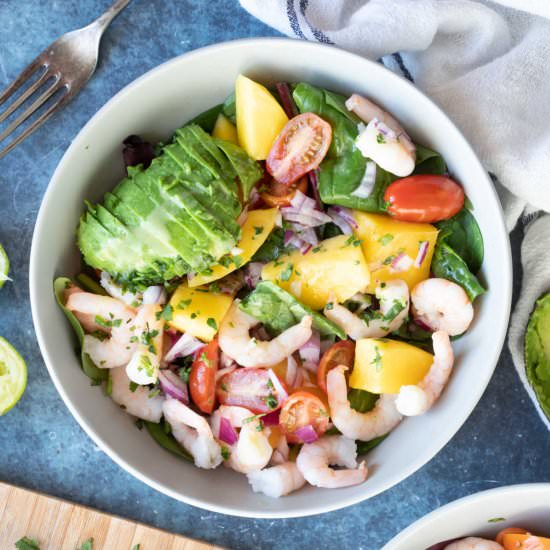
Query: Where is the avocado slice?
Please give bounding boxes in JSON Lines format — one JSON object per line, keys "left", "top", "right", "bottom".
{"left": 525, "top": 293, "right": 550, "bottom": 420}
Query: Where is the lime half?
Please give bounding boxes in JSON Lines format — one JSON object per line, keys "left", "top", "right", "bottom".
{"left": 0, "top": 244, "right": 9, "bottom": 288}
{"left": 0, "top": 337, "right": 27, "bottom": 415}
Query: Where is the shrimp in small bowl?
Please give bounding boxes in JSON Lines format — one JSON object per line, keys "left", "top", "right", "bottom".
{"left": 383, "top": 484, "right": 550, "bottom": 550}
{"left": 31, "top": 39, "right": 511, "bottom": 518}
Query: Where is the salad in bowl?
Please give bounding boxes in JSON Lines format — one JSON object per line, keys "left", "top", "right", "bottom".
{"left": 54, "top": 73, "right": 485, "bottom": 499}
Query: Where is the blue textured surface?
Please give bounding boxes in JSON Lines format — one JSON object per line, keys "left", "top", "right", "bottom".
{"left": 0, "top": 2, "right": 549, "bottom": 549}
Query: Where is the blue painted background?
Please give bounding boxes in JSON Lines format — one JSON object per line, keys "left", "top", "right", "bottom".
{"left": 0, "top": 1, "right": 548, "bottom": 548}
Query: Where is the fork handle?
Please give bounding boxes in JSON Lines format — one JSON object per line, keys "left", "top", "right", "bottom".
{"left": 93, "top": 0, "right": 131, "bottom": 32}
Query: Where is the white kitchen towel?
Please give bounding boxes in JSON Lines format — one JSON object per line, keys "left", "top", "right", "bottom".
{"left": 240, "top": 0, "right": 550, "bottom": 426}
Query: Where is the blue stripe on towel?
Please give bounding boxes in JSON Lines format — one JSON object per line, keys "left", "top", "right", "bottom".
{"left": 299, "top": 0, "right": 334, "bottom": 44}
{"left": 287, "top": 0, "right": 306, "bottom": 38}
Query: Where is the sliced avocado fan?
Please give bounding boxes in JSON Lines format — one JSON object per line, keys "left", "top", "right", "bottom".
{"left": 77, "top": 125, "right": 262, "bottom": 289}
{"left": 525, "top": 293, "right": 550, "bottom": 420}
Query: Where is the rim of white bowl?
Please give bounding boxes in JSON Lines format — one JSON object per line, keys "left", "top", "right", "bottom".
{"left": 30, "top": 37, "right": 513, "bottom": 518}
{"left": 382, "top": 483, "right": 550, "bottom": 549}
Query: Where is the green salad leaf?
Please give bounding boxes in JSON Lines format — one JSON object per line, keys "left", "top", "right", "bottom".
{"left": 413, "top": 144, "right": 447, "bottom": 175}
{"left": 222, "top": 92, "right": 236, "bottom": 124}
{"left": 144, "top": 420, "right": 193, "bottom": 461}
{"left": 356, "top": 435, "right": 387, "bottom": 455}
{"left": 240, "top": 281, "right": 345, "bottom": 338}
{"left": 348, "top": 388, "right": 379, "bottom": 413}
{"left": 525, "top": 293, "right": 550, "bottom": 421}
{"left": 188, "top": 104, "right": 223, "bottom": 133}
{"left": 53, "top": 277, "right": 107, "bottom": 384}
{"left": 252, "top": 228, "right": 290, "bottom": 263}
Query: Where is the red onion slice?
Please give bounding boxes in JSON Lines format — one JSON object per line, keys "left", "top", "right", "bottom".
{"left": 299, "top": 331, "right": 321, "bottom": 373}
{"left": 262, "top": 409, "right": 281, "bottom": 426}
{"left": 414, "top": 241, "right": 429, "bottom": 268}
{"left": 268, "top": 369, "right": 288, "bottom": 404}
{"left": 390, "top": 252, "right": 413, "bottom": 273}
{"left": 219, "top": 416, "right": 238, "bottom": 445}
{"left": 244, "top": 262, "right": 264, "bottom": 289}
{"left": 307, "top": 169, "right": 323, "bottom": 210}
{"left": 164, "top": 333, "right": 204, "bottom": 363}
{"left": 294, "top": 425, "right": 319, "bottom": 444}
{"left": 159, "top": 369, "right": 189, "bottom": 404}
{"left": 327, "top": 208, "right": 353, "bottom": 235}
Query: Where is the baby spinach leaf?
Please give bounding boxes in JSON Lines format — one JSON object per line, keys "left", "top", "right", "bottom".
{"left": 348, "top": 388, "right": 379, "bottom": 413}
{"left": 144, "top": 420, "right": 193, "bottom": 461}
{"left": 431, "top": 243, "right": 485, "bottom": 301}
{"left": 252, "top": 228, "right": 288, "bottom": 263}
{"left": 222, "top": 92, "right": 236, "bottom": 124}
{"left": 436, "top": 207, "right": 484, "bottom": 274}
{"left": 356, "top": 434, "right": 387, "bottom": 455}
{"left": 413, "top": 145, "right": 447, "bottom": 175}
{"left": 239, "top": 281, "right": 345, "bottom": 338}
{"left": 53, "top": 277, "right": 107, "bottom": 384}
{"left": 188, "top": 104, "right": 223, "bottom": 133}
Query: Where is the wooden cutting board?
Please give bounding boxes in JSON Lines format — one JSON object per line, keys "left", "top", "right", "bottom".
{"left": 0, "top": 481, "right": 222, "bottom": 550}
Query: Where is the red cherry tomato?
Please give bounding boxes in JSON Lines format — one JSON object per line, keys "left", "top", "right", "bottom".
{"left": 317, "top": 340, "right": 355, "bottom": 394}
{"left": 266, "top": 113, "right": 332, "bottom": 185}
{"left": 216, "top": 367, "right": 286, "bottom": 414}
{"left": 189, "top": 339, "right": 219, "bottom": 414}
{"left": 384, "top": 174, "right": 465, "bottom": 223}
{"left": 260, "top": 176, "right": 308, "bottom": 207}
{"left": 279, "top": 391, "right": 330, "bottom": 444}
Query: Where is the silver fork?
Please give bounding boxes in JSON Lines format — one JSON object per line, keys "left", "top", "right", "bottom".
{"left": 0, "top": 0, "right": 131, "bottom": 160}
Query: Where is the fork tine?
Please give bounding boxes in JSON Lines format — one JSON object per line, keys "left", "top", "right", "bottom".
{"left": 0, "top": 57, "right": 46, "bottom": 107}
{"left": 0, "top": 90, "right": 70, "bottom": 160}
{"left": 0, "top": 71, "right": 57, "bottom": 125}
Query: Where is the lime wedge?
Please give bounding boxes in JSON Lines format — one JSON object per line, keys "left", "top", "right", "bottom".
{"left": 0, "top": 244, "right": 9, "bottom": 288}
{"left": 0, "top": 337, "right": 27, "bottom": 415}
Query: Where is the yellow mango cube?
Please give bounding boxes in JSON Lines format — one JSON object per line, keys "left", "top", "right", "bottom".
{"left": 168, "top": 284, "right": 232, "bottom": 342}
{"left": 212, "top": 113, "right": 238, "bottom": 144}
{"left": 235, "top": 74, "right": 288, "bottom": 160}
{"left": 352, "top": 211, "right": 438, "bottom": 293}
{"left": 189, "top": 208, "right": 279, "bottom": 288}
{"left": 350, "top": 338, "right": 433, "bottom": 394}
{"left": 261, "top": 235, "right": 371, "bottom": 310}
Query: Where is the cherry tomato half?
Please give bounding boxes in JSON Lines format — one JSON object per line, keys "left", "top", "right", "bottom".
{"left": 266, "top": 113, "right": 332, "bottom": 185}
{"left": 317, "top": 340, "right": 355, "bottom": 394}
{"left": 279, "top": 390, "right": 330, "bottom": 444}
{"left": 260, "top": 176, "right": 308, "bottom": 207}
{"left": 189, "top": 339, "right": 219, "bottom": 414}
{"left": 216, "top": 367, "right": 286, "bottom": 414}
{"left": 384, "top": 174, "right": 465, "bottom": 223}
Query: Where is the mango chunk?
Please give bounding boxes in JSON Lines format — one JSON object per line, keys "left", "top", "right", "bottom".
{"left": 168, "top": 284, "right": 232, "bottom": 342}
{"left": 352, "top": 211, "right": 438, "bottom": 293}
{"left": 261, "top": 235, "right": 370, "bottom": 310}
{"left": 190, "top": 208, "right": 279, "bottom": 288}
{"left": 212, "top": 113, "right": 238, "bottom": 144}
{"left": 350, "top": 338, "right": 433, "bottom": 394}
{"left": 235, "top": 74, "right": 288, "bottom": 160}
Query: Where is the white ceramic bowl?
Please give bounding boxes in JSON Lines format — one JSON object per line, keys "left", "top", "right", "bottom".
{"left": 384, "top": 484, "right": 550, "bottom": 549}
{"left": 30, "top": 38, "right": 512, "bottom": 518}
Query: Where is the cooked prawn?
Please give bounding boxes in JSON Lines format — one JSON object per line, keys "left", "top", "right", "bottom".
{"left": 296, "top": 435, "right": 367, "bottom": 489}
{"left": 162, "top": 398, "right": 222, "bottom": 469}
{"left": 411, "top": 278, "right": 474, "bottom": 336}
{"left": 247, "top": 462, "right": 306, "bottom": 498}
{"left": 218, "top": 301, "right": 312, "bottom": 367}
{"left": 444, "top": 538, "right": 503, "bottom": 550}
{"left": 125, "top": 304, "right": 164, "bottom": 385}
{"left": 396, "top": 331, "right": 454, "bottom": 416}
{"left": 327, "top": 365, "right": 402, "bottom": 440}
{"left": 109, "top": 366, "right": 164, "bottom": 423}
{"left": 210, "top": 405, "right": 273, "bottom": 474}
{"left": 324, "top": 280, "right": 409, "bottom": 340}
{"left": 346, "top": 93, "right": 415, "bottom": 177}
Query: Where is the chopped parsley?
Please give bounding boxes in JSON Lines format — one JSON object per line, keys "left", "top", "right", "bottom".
{"left": 487, "top": 517, "right": 506, "bottom": 523}
{"left": 206, "top": 317, "right": 218, "bottom": 331}
{"left": 140, "top": 324, "right": 159, "bottom": 354}
{"left": 138, "top": 354, "right": 154, "bottom": 377}
{"left": 382, "top": 254, "right": 395, "bottom": 266}
{"left": 156, "top": 304, "right": 173, "bottom": 322}
{"left": 280, "top": 263, "right": 294, "bottom": 281}
{"left": 209, "top": 282, "right": 221, "bottom": 293}
{"left": 255, "top": 420, "right": 265, "bottom": 432}
{"left": 129, "top": 381, "right": 138, "bottom": 393}
{"left": 326, "top": 302, "right": 334, "bottom": 310}
{"left": 343, "top": 235, "right": 362, "bottom": 248}
{"left": 254, "top": 225, "right": 264, "bottom": 236}
{"left": 221, "top": 446, "right": 231, "bottom": 460}
{"left": 95, "top": 314, "right": 122, "bottom": 328}
{"left": 177, "top": 298, "right": 192, "bottom": 310}
{"left": 383, "top": 299, "right": 406, "bottom": 321}
{"left": 376, "top": 132, "right": 386, "bottom": 144}
{"left": 219, "top": 255, "right": 233, "bottom": 268}
{"left": 264, "top": 393, "right": 278, "bottom": 410}
{"left": 179, "top": 366, "right": 191, "bottom": 383}
{"left": 200, "top": 351, "right": 212, "bottom": 368}
{"left": 78, "top": 539, "right": 94, "bottom": 550}
{"left": 371, "top": 345, "right": 383, "bottom": 372}
{"left": 15, "top": 537, "right": 41, "bottom": 550}
{"left": 148, "top": 388, "right": 161, "bottom": 398}
{"left": 379, "top": 233, "right": 394, "bottom": 246}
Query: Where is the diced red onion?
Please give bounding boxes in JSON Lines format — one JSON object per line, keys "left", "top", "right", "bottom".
{"left": 244, "top": 262, "right": 264, "bottom": 289}
{"left": 159, "top": 369, "right": 189, "bottom": 404}
{"left": 164, "top": 332, "right": 204, "bottom": 363}
{"left": 327, "top": 207, "right": 353, "bottom": 235}
{"left": 216, "top": 365, "right": 236, "bottom": 382}
{"left": 414, "top": 317, "right": 433, "bottom": 332}
{"left": 299, "top": 331, "right": 321, "bottom": 373}
{"left": 331, "top": 206, "right": 358, "bottom": 228}
{"left": 142, "top": 285, "right": 167, "bottom": 305}
{"left": 351, "top": 161, "right": 377, "bottom": 199}
{"left": 374, "top": 119, "right": 398, "bottom": 140}
{"left": 414, "top": 241, "right": 429, "bottom": 268}
{"left": 268, "top": 369, "right": 288, "bottom": 404}
{"left": 295, "top": 425, "right": 319, "bottom": 444}
{"left": 219, "top": 416, "right": 239, "bottom": 445}
{"left": 286, "top": 355, "right": 298, "bottom": 387}
{"left": 262, "top": 409, "right": 280, "bottom": 426}
{"left": 275, "top": 82, "right": 298, "bottom": 118}
{"left": 390, "top": 252, "right": 413, "bottom": 273}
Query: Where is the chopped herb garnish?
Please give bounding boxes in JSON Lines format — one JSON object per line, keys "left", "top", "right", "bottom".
{"left": 209, "top": 282, "right": 221, "bottom": 293}
{"left": 78, "top": 539, "right": 94, "bottom": 550}
{"left": 15, "top": 537, "right": 41, "bottom": 550}
{"left": 326, "top": 302, "right": 334, "bottom": 310}
{"left": 254, "top": 225, "right": 264, "bottom": 235}
{"left": 383, "top": 299, "right": 406, "bottom": 321}
{"left": 312, "top": 246, "right": 321, "bottom": 253}
{"left": 179, "top": 366, "right": 191, "bottom": 383}
{"left": 129, "top": 381, "right": 138, "bottom": 392}
{"left": 371, "top": 345, "right": 383, "bottom": 372}
{"left": 200, "top": 351, "right": 212, "bottom": 368}
{"left": 148, "top": 388, "right": 161, "bottom": 398}
{"left": 141, "top": 325, "right": 159, "bottom": 354}
{"left": 190, "top": 312, "right": 198, "bottom": 319}
{"left": 220, "top": 382, "right": 228, "bottom": 392}
{"left": 376, "top": 132, "right": 386, "bottom": 144}
{"left": 138, "top": 354, "right": 154, "bottom": 377}
{"left": 94, "top": 314, "right": 122, "bottom": 328}
{"left": 382, "top": 254, "right": 395, "bottom": 266}
{"left": 156, "top": 304, "right": 173, "bottom": 321}
{"left": 264, "top": 393, "right": 278, "bottom": 410}
{"left": 281, "top": 263, "right": 293, "bottom": 281}
{"left": 379, "top": 233, "right": 394, "bottom": 246}
{"left": 221, "top": 446, "right": 231, "bottom": 460}
{"left": 206, "top": 317, "right": 218, "bottom": 331}
{"left": 255, "top": 420, "right": 265, "bottom": 431}
{"left": 233, "top": 255, "right": 243, "bottom": 268}
{"left": 487, "top": 517, "right": 506, "bottom": 523}
{"left": 219, "top": 255, "right": 233, "bottom": 268}
{"left": 177, "top": 298, "right": 192, "bottom": 310}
